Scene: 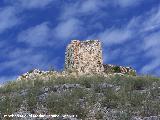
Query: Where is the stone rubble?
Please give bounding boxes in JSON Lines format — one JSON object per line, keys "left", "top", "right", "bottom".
{"left": 17, "top": 69, "right": 68, "bottom": 81}
{"left": 103, "top": 64, "right": 136, "bottom": 75}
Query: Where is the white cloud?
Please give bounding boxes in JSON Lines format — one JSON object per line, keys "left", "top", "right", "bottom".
{"left": 99, "top": 28, "right": 132, "bottom": 46}
{"left": 80, "top": 0, "right": 105, "bottom": 13}
{"left": 0, "top": 47, "right": 60, "bottom": 76}
{"left": 0, "top": 6, "right": 20, "bottom": 34}
{"left": 60, "top": 0, "right": 143, "bottom": 20}
{"left": 17, "top": 19, "right": 83, "bottom": 47}
{"left": 53, "top": 18, "right": 83, "bottom": 40}
{"left": 0, "top": 0, "right": 56, "bottom": 34}
{"left": 141, "top": 59, "right": 160, "bottom": 74}
{"left": 88, "top": 12, "right": 141, "bottom": 47}
{"left": 18, "top": 22, "right": 52, "bottom": 47}
{"left": 141, "top": 7, "right": 160, "bottom": 32}
{"left": 57, "top": 0, "right": 143, "bottom": 45}
{"left": 143, "top": 31, "right": 160, "bottom": 50}
{"left": 91, "top": 5, "right": 160, "bottom": 76}
{"left": 94, "top": 5, "right": 160, "bottom": 76}
{"left": 5, "top": 0, "right": 55, "bottom": 9}
{"left": 0, "top": 44, "right": 61, "bottom": 83}
{"left": 114, "top": 0, "right": 143, "bottom": 7}
{"left": 18, "top": 0, "right": 53, "bottom": 9}
{"left": 130, "top": 6, "right": 160, "bottom": 75}
{"left": 60, "top": 0, "right": 106, "bottom": 20}
{"left": 140, "top": 31, "right": 160, "bottom": 74}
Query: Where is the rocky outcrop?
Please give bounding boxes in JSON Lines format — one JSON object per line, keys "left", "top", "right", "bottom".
{"left": 17, "top": 69, "right": 68, "bottom": 81}
{"left": 103, "top": 64, "right": 136, "bottom": 75}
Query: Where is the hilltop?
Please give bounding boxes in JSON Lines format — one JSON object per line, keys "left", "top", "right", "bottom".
{"left": 0, "top": 71, "right": 160, "bottom": 120}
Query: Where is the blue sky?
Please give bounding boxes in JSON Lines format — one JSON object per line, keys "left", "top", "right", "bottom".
{"left": 0, "top": 0, "right": 160, "bottom": 83}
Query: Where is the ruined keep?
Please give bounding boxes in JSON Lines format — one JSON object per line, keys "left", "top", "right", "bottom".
{"left": 16, "top": 40, "right": 136, "bottom": 82}
{"left": 65, "top": 40, "right": 104, "bottom": 74}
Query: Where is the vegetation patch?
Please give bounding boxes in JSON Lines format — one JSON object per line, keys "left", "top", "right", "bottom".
{"left": 0, "top": 75, "right": 160, "bottom": 119}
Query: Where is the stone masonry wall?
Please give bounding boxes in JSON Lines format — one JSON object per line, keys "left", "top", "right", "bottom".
{"left": 65, "top": 40, "right": 104, "bottom": 75}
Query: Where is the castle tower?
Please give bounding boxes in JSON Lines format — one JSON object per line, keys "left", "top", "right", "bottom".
{"left": 65, "top": 40, "right": 104, "bottom": 74}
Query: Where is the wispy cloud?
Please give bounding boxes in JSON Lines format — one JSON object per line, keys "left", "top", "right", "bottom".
{"left": 141, "top": 59, "right": 160, "bottom": 75}
{"left": 17, "top": 19, "right": 83, "bottom": 47}
{"left": 141, "top": 7, "right": 160, "bottom": 32}
{"left": 0, "top": 0, "right": 56, "bottom": 34}
{"left": 135, "top": 6, "right": 160, "bottom": 75}
{"left": 143, "top": 31, "right": 160, "bottom": 50}
{"left": 56, "top": 0, "right": 108, "bottom": 43}
{"left": 0, "top": 48, "right": 45, "bottom": 72}
{"left": 87, "top": 4, "right": 160, "bottom": 76}
{"left": 0, "top": 47, "right": 61, "bottom": 83}
{"left": 141, "top": 31, "right": 160, "bottom": 74}
{"left": 5, "top": 0, "right": 55, "bottom": 9}
{"left": 17, "top": 22, "right": 52, "bottom": 47}
{"left": 113, "top": 0, "right": 144, "bottom": 7}
{"left": 0, "top": 6, "right": 20, "bottom": 34}
{"left": 99, "top": 28, "right": 132, "bottom": 46}
{"left": 60, "top": 0, "right": 143, "bottom": 20}
{"left": 60, "top": 0, "right": 106, "bottom": 20}
{"left": 53, "top": 18, "right": 83, "bottom": 40}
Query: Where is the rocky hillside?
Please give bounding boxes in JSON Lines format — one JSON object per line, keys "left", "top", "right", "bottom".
{"left": 0, "top": 70, "right": 160, "bottom": 120}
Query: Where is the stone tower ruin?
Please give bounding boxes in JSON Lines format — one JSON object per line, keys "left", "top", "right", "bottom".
{"left": 65, "top": 40, "right": 104, "bottom": 74}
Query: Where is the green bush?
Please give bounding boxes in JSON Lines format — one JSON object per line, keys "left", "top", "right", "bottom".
{"left": 102, "top": 88, "right": 119, "bottom": 109}
{"left": 129, "top": 70, "right": 136, "bottom": 76}
{"left": 26, "top": 89, "right": 38, "bottom": 112}
{"left": 46, "top": 89, "right": 88, "bottom": 119}
{"left": 133, "top": 78, "right": 146, "bottom": 90}
{"left": 113, "top": 66, "right": 121, "bottom": 73}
